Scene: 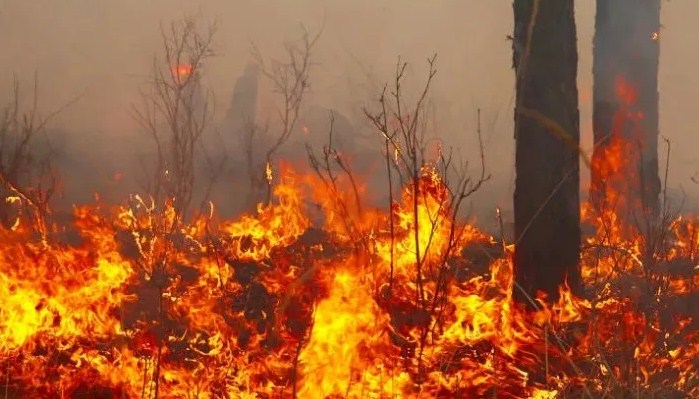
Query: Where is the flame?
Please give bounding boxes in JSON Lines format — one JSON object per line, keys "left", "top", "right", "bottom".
{"left": 589, "top": 75, "right": 648, "bottom": 240}
{"left": 171, "top": 63, "right": 194, "bottom": 81}
{"left": 265, "top": 161, "right": 273, "bottom": 185}
{"left": 297, "top": 266, "right": 395, "bottom": 398}
{"left": 0, "top": 113, "right": 697, "bottom": 397}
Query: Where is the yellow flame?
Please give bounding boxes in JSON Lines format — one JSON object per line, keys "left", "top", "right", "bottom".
{"left": 265, "top": 161, "right": 273, "bottom": 184}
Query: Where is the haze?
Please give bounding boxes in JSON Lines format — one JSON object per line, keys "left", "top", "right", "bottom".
{"left": 1, "top": 0, "right": 698, "bottom": 222}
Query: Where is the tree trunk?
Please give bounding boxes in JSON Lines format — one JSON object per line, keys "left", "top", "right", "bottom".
{"left": 591, "top": 0, "right": 661, "bottom": 225}
{"left": 512, "top": 0, "right": 582, "bottom": 305}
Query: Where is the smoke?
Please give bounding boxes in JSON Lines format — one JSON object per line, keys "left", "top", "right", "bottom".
{"left": 0, "top": 1, "right": 698, "bottom": 220}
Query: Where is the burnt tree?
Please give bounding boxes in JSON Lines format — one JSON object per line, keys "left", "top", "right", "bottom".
{"left": 512, "top": 0, "right": 582, "bottom": 304}
{"left": 591, "top": 0, "right": 661, "bottom": 223}
{"left": 225, "top": 62, "right": 260, "bottom": 140}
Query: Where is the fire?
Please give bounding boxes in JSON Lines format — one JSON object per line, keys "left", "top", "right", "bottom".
{"left": 265, "top": 161, "right": 273, "bottom": 185}
{"left": 589, "top": 75, "right": 648, "bottom": 240}
{"left": 0, "top": 144, "right": 697, "bottom": 396}
{"left": 297, "top": 267, "right": 394, "bottom": 398}
{"left": 171, "top": 63, "right": 194, "bottom": 81}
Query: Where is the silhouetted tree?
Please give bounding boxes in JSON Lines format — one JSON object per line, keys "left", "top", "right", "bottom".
{"left": 132, "top": 17, "right": 216, "bottom": 223}
{"left": 225, "top": 62, "right": 259, "bottom": 141}
{"left": 512, "top": 0, "right": 581, "bottom": 304}
{"left": 245, "top": 26, "right": 321, "bottom": 206}
{"left": 0, "top": 77, "right": 64, "bottom": 236}
{"left": 591, "top": 0, "right": 661, "bottom": 224}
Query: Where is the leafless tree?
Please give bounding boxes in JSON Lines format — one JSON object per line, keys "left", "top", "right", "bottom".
{"left": 0, "top": 75, "right": 69, "bottom": 238}
{"left": 129, "top": 19, "right": 218, "bottom": 397}
{"left": 244, "top": 26, "right": 322, "bottom": 207}
{"left": 132, "top": 17, "right": 217, "bottom": 225}
{"left": 362, "top": 55, "right": 490, "bottom": 378}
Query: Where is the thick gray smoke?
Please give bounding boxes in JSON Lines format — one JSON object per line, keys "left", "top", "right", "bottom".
{"left": 0, "top": 1, "right": 698, "bottom": 223}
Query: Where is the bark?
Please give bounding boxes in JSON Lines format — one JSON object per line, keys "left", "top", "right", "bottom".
{"left": 512, "top": 0, "right": 582, "bottom": 304}
{"left": 591, "top": 0, "right": 661, "bottom": 223}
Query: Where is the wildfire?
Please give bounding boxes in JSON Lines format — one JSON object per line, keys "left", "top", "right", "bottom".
{"left": 589, "top": 75, "right": 649, "bottom": 241}
{"left": 172, "top": 63, "right": 194, "bottom": 81}
{"left": 0, "top": 91, "right": 697, "bottom": 398}
{"left": 265, "top": 161, "right": 273, "bottom": 185}
{"left": 1, "top": 158, "right": 696, "bottom": 398}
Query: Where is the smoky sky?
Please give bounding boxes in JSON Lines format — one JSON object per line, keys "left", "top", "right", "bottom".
{"left": 0, "top": 1, "right": 698, "bottom": 216}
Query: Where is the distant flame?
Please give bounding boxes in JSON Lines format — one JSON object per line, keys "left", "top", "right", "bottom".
{"left": 172, "top": 63, "right": 194, "bottom": 80}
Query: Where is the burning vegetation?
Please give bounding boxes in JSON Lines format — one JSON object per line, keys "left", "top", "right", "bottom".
{"left": 0, "top": 152, "right": 697, "bottom": 398}
{"left": 1, "top": 4, "right": 698, "bottom": 399}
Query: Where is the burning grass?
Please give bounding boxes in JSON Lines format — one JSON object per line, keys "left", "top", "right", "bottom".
{"left": 0, "top": 160, "right": 697, "bottom": 399}
{"left": 0, "top": 35, "right": 696, "bottom": 397}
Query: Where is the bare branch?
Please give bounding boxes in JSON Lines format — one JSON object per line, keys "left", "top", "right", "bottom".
{"left": 247, "top": 25, "right": 322, "bottom": 206}
{"left": 131, "top": 16, "right": 217, "bottom": 225}
{"left": 0, "top": 74, "right": 71, "bottom": 237}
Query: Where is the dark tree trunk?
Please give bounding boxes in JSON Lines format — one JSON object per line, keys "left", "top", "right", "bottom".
{"left": 512, "top": 0, "right": 582, "bottom": 305}
{"left": 226, "top": 63, "right": 260, "bottom": 139}
{"left": 591, "top": 0, "right": 661, "bottom": 224}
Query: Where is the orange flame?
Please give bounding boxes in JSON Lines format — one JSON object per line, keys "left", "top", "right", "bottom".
{"left": 0, "top": 159, "right": 696, "bottom": 397}
{"left": 171, "top": 63, "right": 194, "bottom": 81}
